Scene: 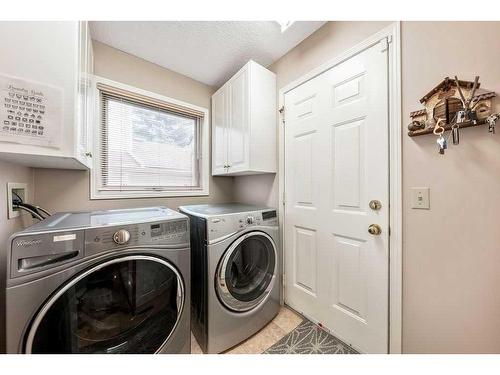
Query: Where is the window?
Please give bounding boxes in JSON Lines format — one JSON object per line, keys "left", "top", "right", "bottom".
{"left": 91, "top": 77, "right": 209, "bottom": 199}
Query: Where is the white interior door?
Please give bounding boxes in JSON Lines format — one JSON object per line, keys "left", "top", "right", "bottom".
{"left": 284, "top": 39, "right": 389, "bottom": 353}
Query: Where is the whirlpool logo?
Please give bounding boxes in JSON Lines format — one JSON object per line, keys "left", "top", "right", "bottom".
{"left": 15, "top": 239, "right": 42, "bottom": 247}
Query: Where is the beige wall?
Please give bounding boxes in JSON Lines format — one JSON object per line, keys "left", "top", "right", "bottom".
{"left": 234, "top": 21, "right": 500, "bottom": 353}
{"left": 402, "top": 21, "right": 500, "bottom": 354}
{"left": 0, "top": 161, "right": 34, "bottom": 352}
{"left": 34, "top": 41, "right": 234, "bottom": 213}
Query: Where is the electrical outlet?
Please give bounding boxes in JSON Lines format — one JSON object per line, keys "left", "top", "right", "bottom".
{"left": 411, "top": 187, "right": 430, "bottom": 209}
{"left": 7, "top": 182, "right": 28, "bottom": 219}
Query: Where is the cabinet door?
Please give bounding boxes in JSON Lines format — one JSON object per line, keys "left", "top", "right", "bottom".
{"left": 85, "top": 34, "right": 94, "bottom": 165}
{"left": 76, "top": 21, "right": 92, "bottom": 168}
{"left": 227, "top": 68, "right": 249, "bottom": 173}
{"left": 75, "top": 21, "right": 94, "bottom": 168}
{"left": 0, "top": 22, "right": 88, "bottom": 169}
{"left": 211, "top": 86, "right": 228, "bottom": 175}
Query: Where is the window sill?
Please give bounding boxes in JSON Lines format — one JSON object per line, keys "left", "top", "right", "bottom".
{"left": 90, "top": 188, "right": 209, "bottom": 200}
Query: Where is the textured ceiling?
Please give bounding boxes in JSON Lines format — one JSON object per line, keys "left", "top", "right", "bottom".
{"left": 89, "top": 21, "right": 326, "bottom": 87}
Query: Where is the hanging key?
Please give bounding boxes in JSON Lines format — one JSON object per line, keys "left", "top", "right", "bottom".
{"left": 437, "top": 134, "right": 447, "bottom": 154}
{"left": 456, "top": 110, "right": 466, "bottom": 124}
{"left": 467, "top": 109, "right": 478, "bottom": 125}
{"left": 487, "top": 114, "right": 499, "bottom": 134}
{"left": 451, "top": 124, "right": 460, "bottom": 145}
{"left": 453, "top": 110, "right": 466, "bottom": 146}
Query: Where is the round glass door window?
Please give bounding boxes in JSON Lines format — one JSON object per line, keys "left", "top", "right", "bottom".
{"left": 25, "top": 255, "right": 184, "bottom": 354}
{"left": 216, "top": 232, "right": 277, "bottom": 312}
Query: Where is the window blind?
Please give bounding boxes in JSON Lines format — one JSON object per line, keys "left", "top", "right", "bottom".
{"left": 98, "top": 88, "right": 202, "bottom": 192}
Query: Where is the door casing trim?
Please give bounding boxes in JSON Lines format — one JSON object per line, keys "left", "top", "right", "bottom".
{"left": 277, "top": 22, "right": 402, "bottom": 354}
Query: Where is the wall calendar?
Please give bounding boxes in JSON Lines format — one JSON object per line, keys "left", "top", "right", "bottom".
{"left": 0, "top": 74, "right": 62, "bottom": 148}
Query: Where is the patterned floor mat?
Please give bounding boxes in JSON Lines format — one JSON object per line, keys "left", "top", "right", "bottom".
{"left": 264, "top": 320, "right": 358, "bottom": 354}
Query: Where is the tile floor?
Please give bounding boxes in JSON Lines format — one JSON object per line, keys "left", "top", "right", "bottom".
{"left": 190, "top": 306, "right": 304, "bottom": 354}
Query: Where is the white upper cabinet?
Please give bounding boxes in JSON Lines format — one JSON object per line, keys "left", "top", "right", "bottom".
{"left": 212, "top": 85, "right": 228, "bottom": 175}
{"left": 0, "top": 21, "right": 93, "bottom": 169}
{"left": 212, "top": 60, "right": 276, "bottom": 176}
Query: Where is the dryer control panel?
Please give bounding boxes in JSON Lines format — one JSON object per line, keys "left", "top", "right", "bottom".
{"left": 206, "top": 210, "right": 278, "bottom": 243}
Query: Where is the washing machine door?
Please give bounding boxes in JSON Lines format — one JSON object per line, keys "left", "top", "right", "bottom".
{"left": 216, "top": 231, "right": 277, "bottom": 312}
{"left": 24, "top": 255, "right": 184, "bottom": 354}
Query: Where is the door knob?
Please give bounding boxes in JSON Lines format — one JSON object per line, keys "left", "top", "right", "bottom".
{"left": 368, "top": 224, "right": 382, "bottom": 235}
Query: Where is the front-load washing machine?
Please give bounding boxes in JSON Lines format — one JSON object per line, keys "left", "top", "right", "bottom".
{"left": 179, "top": 203, "right": 280, "bottom": 353}
{"left": 5, "top": 207, "right": 190, "bottom": 354}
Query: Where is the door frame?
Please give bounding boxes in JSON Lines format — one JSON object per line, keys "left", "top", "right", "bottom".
{"left": 277, "top": 22, "right": 402, "bottom": 354}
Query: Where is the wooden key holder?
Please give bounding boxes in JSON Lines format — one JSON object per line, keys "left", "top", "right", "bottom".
{"left": 407, "top": 76, "right": 497, "bottom": 137}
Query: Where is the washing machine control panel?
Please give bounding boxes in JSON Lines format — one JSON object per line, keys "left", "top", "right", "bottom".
{"left": 207, "top": 210, "right": 278, "bottom": 242}
{"left": 85, "top": 219, "right": 189, "bottom": 256}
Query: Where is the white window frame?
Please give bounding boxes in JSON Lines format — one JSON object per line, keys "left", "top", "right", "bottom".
{"left": 90, "top": 76, "right": 210, "bottom": 199}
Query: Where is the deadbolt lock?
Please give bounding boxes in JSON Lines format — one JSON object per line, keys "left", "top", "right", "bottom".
{"left": 369, "top": 200, "right": 382, "bottom": 211}
{"left": 368, "top": 224, "right": 382, "bottom": 235}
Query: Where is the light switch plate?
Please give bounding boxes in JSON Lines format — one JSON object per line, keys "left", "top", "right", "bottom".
{"left": 411, "top": 187, "right": 430, "bottom": 209}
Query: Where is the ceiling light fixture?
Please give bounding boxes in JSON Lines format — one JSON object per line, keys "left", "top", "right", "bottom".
{"left": 276, "top": 21, "right": 295, "bottom": 33}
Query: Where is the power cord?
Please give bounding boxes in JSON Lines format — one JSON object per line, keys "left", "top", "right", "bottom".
{"left": 12, "top": 190, "right": 23, "bottom": 203}
{"left": 13, "top": 204, "right": 45, "bottom": 221}
{"left": 11, "top": 192, "right": 52, "bottom": 221}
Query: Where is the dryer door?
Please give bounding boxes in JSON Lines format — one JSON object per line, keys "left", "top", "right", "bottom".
{"left": 216, "top": 231, "right": 277, "bottom": 312}
{"left": 25, "top": 255, "right": 184, "bottom": 353}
